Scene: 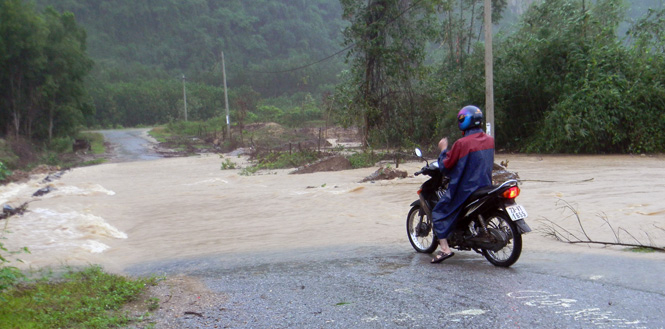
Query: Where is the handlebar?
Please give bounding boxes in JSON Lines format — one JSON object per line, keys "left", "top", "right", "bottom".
{"left": 414, "top": 163, "right": 439, "bottom": 176}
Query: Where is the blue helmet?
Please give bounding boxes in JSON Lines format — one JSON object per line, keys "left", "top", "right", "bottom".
{"left": 457, "top": 105, "right": 483, "bottom": 131}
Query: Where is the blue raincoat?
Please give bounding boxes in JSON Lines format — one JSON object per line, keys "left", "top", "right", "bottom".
{"left": 432, "top": 128, "right": 494, "bottom": 239}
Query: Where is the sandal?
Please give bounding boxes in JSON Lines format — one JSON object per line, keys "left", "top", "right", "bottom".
{"left": 431, "top": 251, "right": 455, "bottom": 264}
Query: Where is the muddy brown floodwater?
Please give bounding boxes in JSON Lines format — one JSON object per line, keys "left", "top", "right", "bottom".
{"left": 1, "top": 152, "right": 664, "bottom": 274}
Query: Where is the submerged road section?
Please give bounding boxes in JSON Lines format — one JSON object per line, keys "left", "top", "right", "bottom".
{"left": 96, "top": 128, "right": 162, "bottom": 162}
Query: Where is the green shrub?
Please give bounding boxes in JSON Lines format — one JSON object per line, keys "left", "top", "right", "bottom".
{"left": 254, "top": 105, "right": 283, "bottom": 123}
{"left": 0, "top": 140, "right": 19, "bottom": 169}
{"left": 347, "top": 151, "right": 381, "bottom": 169}
{"left": 77, "top": 132, "right": 106, "bottom": 154}
{"left": 0, "top": 162, "right": 11, "bottom": 181}
{"left": 257, "top": 151, "right": 320, "bottom": 170}
{"left": 0, "top": 230, "right": 28, "bottom": 295}
{"left": 221, "top": 158, "right": 236, "bottom": 170}
{"left": 239, "top": 166, "right": 260, "bottom": 176}
{"left": 48, "top": 137, "right": 73, "bottom": 153}
{"left": 41, "top": 152, "right": 60, "bottom": 166}
{"left": 240, "top": 150, "right": 323, "bottom": 175}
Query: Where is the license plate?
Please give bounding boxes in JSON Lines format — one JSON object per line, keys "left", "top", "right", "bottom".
{"left": 506, "top": 204, "right": 528, "bottom": 221}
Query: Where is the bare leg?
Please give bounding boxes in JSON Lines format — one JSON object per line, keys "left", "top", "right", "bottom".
{"left": 431, "top": 238, "right": 455, "bottom": 263}
{"left": 438, "top": 239, "right": 453, "bottom": 254}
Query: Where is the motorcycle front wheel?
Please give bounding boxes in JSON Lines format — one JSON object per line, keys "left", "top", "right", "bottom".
{"left": 406, "top": 205, "right": 438, "bottom": 254}
{"left": 481, "top": 212, "right": 522, "bottom": 267}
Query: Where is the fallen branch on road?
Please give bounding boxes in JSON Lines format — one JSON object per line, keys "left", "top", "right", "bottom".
{"left": 539, "top": 199, "right": 665, "bottom": 252}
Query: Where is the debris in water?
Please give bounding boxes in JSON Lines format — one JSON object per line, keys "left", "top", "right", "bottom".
{"left": 41, "top": 170, "right": 68, "bottom": 183}
{"left": 33, "top": 185, "right": 56, "bottom": 197}
{"left": 492, "top": 163, "right": 520, "bottom": 184}
{"left": 360, "top": 167, "right": 408, "bottom": 183}
{"left": 1, "top": 202, "right": 29, "bottom": 220}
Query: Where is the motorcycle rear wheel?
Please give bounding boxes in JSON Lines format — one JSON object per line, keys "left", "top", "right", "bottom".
{"left": 481, "top": 212, "right": 522, "bottom": 267}
{"left": 406, "top": 205, "right": 438, "bottom": 254}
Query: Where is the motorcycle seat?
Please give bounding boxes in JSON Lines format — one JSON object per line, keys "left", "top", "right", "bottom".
{"left": 468, "top": 179, "right": 519, "bottom": 202}
{"left": 469, "top": 185, "right": 495, "bottom": 200}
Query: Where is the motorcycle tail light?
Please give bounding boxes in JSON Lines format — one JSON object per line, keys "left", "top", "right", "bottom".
{"left": 417, "top": 188, "right": 423, "bottom": 195}
{"left": 502, "top": 186, "right": 520, "bottom": 199}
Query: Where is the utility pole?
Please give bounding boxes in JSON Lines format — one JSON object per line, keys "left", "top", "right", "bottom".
{"left": 222, "top": 51, "right": 230, "bottom": 139}
{"left": 182, "top": 74, "right": 188, "bottom": 121}
{"left": 484, "top": 0, "right": 494, "bottom": 139}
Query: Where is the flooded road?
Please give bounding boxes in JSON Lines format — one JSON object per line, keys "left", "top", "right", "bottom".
{"left": 2, "top": 129, "right": 664, "bottom": 327}
{"left": 3, "top": 146, "right": 663, "bottom": 273}
{"left": 2, "top": 135, "right": 665, "bottom": 272}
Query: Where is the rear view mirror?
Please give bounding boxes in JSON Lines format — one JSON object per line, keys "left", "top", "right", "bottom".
{"left": 414, "top": 148, "right": 422, "bottom": 158}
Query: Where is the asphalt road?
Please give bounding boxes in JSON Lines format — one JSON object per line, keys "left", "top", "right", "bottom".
{"left": 97, "top": 128, "right": 162, "bottom": 162}
{"left": 100, "top": 129, "right": 664, "bottom": 328}
{"left": 127, "top": 244, "right": 665, "bottom": 329}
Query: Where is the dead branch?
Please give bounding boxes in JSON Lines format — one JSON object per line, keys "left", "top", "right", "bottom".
{"left": 599, "top": 212, "right": 619, "bottom": 243}
{"left": 538, "top": 199, "right": 665, "bottom": 252}
{"left": 1, "top": 202, "right": 30, "bottom": 221}
{"left": 617, "top": 227, "right": 644, "bottom": 246}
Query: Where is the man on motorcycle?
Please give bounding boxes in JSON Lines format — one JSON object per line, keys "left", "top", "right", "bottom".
{"left": 431, "top": 105, "right": 495, "bottom": 263}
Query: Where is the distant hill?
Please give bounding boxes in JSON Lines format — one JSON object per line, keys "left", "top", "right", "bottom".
{"left": 33, "top": 0, "right": 347, "bottom": 97}
{"left": 31, "top": 0, "right": 662, "bottom": 98}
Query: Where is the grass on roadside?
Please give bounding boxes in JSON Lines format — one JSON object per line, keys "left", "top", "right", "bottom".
{"left": 147, "top": 126, "right": 169, "bottom": 143}
{"left": 239, "top": 150, "right": 322, "bottom": 175}
{"left": 80, "top": 158, "right": 108, "bottom": 166}
{"left": 77, "top": 132, "right": 106, "bottom": 155}
{"left": 347, "top": 150, "right": 384, "bottom": 169}
{"left": 0, "top": 265, "right": 158, "bottom": 329}
{"left": 237, "top": 149, "right": 387, "bottom": 175}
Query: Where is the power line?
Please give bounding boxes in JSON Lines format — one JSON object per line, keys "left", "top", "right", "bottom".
{"left": 252, "top": 45, "right": 354, "bottom": 74}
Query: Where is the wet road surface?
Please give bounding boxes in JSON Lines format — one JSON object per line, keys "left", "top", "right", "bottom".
{"left": 97, "top": 128, "right": 162, "bottom": 162}
{"left": 92, "top": 129, "right": 664, "bottom": 328}
{"left": 127, "top": 245, "right": 665, "bottom": 328}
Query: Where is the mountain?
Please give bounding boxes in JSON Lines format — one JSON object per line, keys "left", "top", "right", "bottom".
{"left": 34, "top": 0, "right": 347, "bottom": 97}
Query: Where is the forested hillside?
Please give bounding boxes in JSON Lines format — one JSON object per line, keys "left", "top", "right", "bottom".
{"left": 2, "top": 0, "right": 664, "bottom": 161}
{"left": 25, "top": 0, "right": 348, "bottom": 130}
{"left": 34, "top": 0, "right": 346, "bottom": 97}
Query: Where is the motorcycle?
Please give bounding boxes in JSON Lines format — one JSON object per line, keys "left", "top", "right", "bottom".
{"left": 407, "top": 148, "right": 531, "bottom": 267}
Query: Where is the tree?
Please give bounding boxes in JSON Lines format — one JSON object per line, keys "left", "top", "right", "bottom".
{"left": 0, "top": 0, "right": 46, "bottom": 139}
{"left": 437, "top": 0, "right": 507, "bottom": 70}
{"left": 0, "top": 0, "right": 92, "bottom": 141}
{"left": 491, "top": 0, "right": 665, "bottom": 153}
{"left": 41, "top": 8, "right": 93, "bottom": 141}
{"left": 338, "top": 0, "right": 438, "bottom": 147}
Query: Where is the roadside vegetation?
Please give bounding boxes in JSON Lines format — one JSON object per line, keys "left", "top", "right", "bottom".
{"left": 231, "top": 148, "right": 392, "bottom": 175}
{"left": 0, "top": 131, "right": 107, "bottom": 184}
{"left": 0, "top": 265, "right": 157, "bottom": 328}
{"left": 3, "top": 1, "right": 664, "bottom": 179}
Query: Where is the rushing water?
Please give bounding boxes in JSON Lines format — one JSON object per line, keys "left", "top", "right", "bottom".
{"left": 1, "top": 153, "right": 664, "bottom": 273}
